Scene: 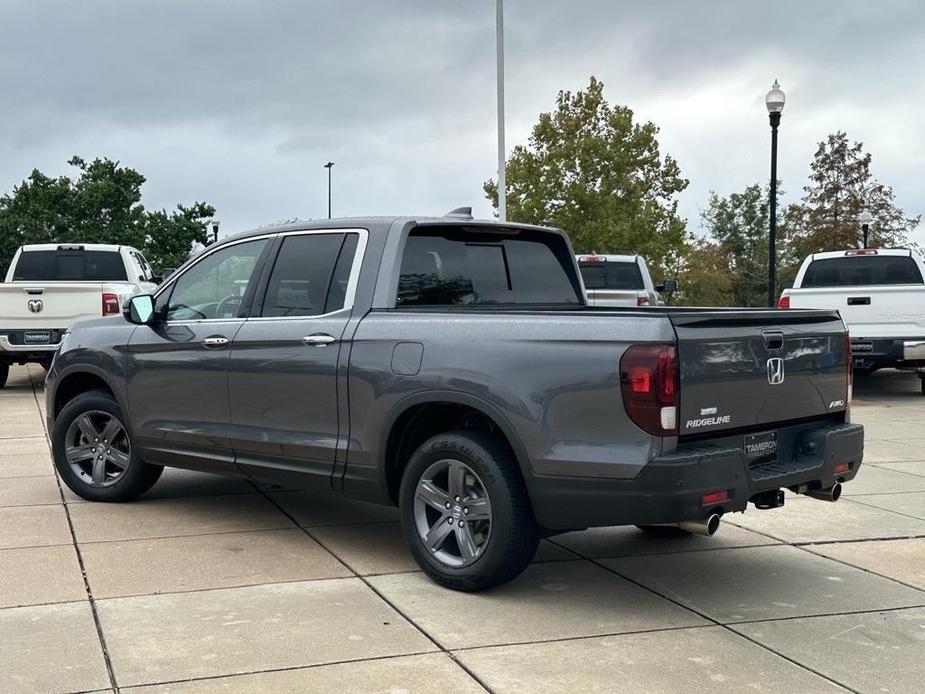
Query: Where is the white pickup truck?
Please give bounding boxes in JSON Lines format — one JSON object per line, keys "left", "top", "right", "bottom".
{"left": 576, "top": 254, "right": 674, "bottom": 307}
{"left": 0, "top": 244, "right": 159, "bottom": 386}
{"left": 780, "top": 248, "right": 925, "bottom": 392}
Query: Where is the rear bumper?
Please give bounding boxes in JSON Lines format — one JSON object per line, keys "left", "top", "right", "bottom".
{"left": 851, "top": 336, "right": 925, "bottom": 368}
{"left": 0, "top": 334, "right": 61, "bottom": 364}
{"left": 529, "top": 422, "right": 863, "bottom": 530}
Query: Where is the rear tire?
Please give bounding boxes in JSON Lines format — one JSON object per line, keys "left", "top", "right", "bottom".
{"left": 52, "top": 390, "right": 162, "bottom": 502}
{"left": 399, "top": 430, "right": 538, "bottom": 591}
{"left": 0, "top": 363, "right": 8, "bottom": 389}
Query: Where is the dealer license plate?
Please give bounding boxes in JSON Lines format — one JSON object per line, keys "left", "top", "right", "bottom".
{"left": 851, "top": 341, "right": 873, "bottom": 353}
{"left": 744, "top": 431, "right": 778, "bottom": 461}
{"left": 23, "top": 331, "right": 52, "bottom": 345}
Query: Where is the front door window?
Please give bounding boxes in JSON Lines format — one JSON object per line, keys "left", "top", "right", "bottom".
{"left": 162, "top": 240, "right": 267, "bottom": 321}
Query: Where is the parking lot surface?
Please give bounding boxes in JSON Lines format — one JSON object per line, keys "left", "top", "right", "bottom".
{"left": 2, "top": 364, "right": 924, "bottom": 693}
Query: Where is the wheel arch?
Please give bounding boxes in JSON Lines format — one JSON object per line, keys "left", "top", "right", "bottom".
{"left": 52, "top": 365, "right": 124, "bottom": 420}
{"left": 380, "top": 391, "right": 533, "bottom": 506}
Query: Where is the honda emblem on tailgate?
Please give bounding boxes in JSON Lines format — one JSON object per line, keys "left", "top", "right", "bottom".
{"left": 767, "top": 357, "right": 785, "bottom": 385}
{"left": 27, "top": 299, "right": 43, "bottom": 313}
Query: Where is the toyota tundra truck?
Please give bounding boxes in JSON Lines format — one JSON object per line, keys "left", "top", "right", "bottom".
{"left": 779, "top": 248, "right": 925, "bottom": 393}
{"left": 45, "top": 212, "right": 863, "bottom": 591}
{"left": 0, "top": 243, "right": 159, "bottom": 386}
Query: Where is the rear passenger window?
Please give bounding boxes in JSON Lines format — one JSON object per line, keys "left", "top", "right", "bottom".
{"left": 397, "top": 227, "right": 580, "bottom": 306}
{"left": 261, "top": 233, "right": 358, "bottom": 317}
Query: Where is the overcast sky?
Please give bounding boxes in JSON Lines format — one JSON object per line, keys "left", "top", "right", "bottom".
{"left": 1, "top": 0, "right": 923, "bottom": 245}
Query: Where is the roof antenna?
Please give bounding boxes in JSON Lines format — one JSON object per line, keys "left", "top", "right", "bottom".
{"left": 444, "top": 206, "right": 473, "bottom": 220}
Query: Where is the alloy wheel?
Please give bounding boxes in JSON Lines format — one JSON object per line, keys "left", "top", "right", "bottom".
{"left": 413, "top": 458, "right": 492, "bottom": 568}
{"left": 64, "top": 410, "right": 132, "bottom": 487}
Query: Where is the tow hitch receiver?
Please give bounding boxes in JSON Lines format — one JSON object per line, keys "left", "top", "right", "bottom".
{"left": 752, "top": 489, "right": 785, "bottom": 510}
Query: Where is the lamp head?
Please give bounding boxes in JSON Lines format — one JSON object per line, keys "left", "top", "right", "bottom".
{"left": 765, "top": 80, "right": 785, "bottom": 114}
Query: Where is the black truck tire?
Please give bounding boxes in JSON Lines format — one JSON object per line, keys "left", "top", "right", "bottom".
{"left": 399, "top": 430, "right": 539, "bottom": 592}
{"left": 52, "top": 390, "right": 163, "bottom": 502}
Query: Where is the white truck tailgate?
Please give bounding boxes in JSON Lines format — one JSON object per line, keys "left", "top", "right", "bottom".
{"left": 789, "top": 286, "right": 925, "bottom": 338}
{"left": 0, "top": 283, "right": 104, "bottom": 327}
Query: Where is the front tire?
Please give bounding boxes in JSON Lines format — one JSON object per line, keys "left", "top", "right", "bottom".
{"left": 0, "top": 363, "right": 8, "bottom": 389}
{"left": 399, "top": 431, "right": 538, "bottom": 592}
{"left": 52, "top": 390, "right": 162, "bottom": 502}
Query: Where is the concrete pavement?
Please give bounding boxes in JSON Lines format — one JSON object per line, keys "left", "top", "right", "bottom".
{"left": 1, "top": 365, "right": 924, "bottom": 693}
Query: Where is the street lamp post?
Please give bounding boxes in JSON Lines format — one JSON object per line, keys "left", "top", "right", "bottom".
{"left": 859, "top": 210, "right": 873, "bottom": 248}
{"left": 209, "top": 219, "right": 220, "bottom": 245}
{"left": 496, "top": 0, "right": 506, "bottom": 221}
{"left": 323, "top": 161, "right": 334, "bottom": 219}
{"left": 765, "top": 80, "right": 785, "bottom": 307}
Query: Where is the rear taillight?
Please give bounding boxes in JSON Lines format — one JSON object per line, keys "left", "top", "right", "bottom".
{"left": 102, "top": 292, "right": 120, "bottom": 315}
{"left": 845, "top": 332, "right": 853, "bottom": 407}
{"left": 620, "top": 344, "right": 679, "bottom": 436}
{"left": 637, "top": 295, "right": 650, "bottom": 307}
{"left": 777, "top": 293, "right": 790, "bottom": 309}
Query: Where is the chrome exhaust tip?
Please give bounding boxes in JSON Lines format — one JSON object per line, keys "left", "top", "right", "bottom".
{"left": 804, "top": 483, "right": 842, "bottom": 503}
{"left": 676, "top": 513, "right": 721, "bottom": 537}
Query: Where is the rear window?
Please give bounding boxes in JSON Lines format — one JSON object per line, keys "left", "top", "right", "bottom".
{"left": 12, "top": 250, "right": 128, "bottom": 281}
{"left": 801, "top": 255, "right": 924, "bottom": 288}
{"left": 397, "top": 227, "right": 580, "bottom": 306}
{"left": 578, "top": 260, "right": 644, "bottom": 290}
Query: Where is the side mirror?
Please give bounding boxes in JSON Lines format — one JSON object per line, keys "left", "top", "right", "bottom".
{"left": 657, "top": 279, "right": 679, "bottom": 295}
{"left": 125, "top": 294, "right": 156, "bottom": 325}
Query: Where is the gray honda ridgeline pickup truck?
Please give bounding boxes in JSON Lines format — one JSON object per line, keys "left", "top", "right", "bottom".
{"left": 47, "top": 213, "right": 864, "bottom": 591}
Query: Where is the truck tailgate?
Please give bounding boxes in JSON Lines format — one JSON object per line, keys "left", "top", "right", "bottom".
{"left": 0, "top": 283, "right": 104, "bottom": 327}
{"left": 669, "top": 309, "right": 849, "bottom": 437}
{"left": 790, "top": 286, "right": 925, "bottom": 338}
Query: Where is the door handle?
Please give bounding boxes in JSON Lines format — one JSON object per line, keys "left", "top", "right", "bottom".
{"left": 201, "top": 336, "right": 230, "bottom": 348}
{"left": 302, "top": 334, "right": 336, "bottom": 347}
{"left": 847, "top": 297, "right": 871, "bottom": 305}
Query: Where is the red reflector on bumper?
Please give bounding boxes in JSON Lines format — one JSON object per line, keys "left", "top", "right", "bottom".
{"left": 833, "top": 463, "right": 850, "bottom": 474}
{"left": 702, "top": 490, "right": 729, "bottom": 505}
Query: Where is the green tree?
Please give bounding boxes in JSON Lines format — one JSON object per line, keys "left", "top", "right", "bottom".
{"left": 700, "top": 183, "right": 771, "bottom": 307}
{"left": 484, "top": 76, "right": 689, "bottom": 274}
{"left": 0, "top": 156, "right": 214, "bottom": 275}
{"left": 675, "top": 239, "right": 734, "bottom": 307}
{"left": 785, "top": 132, "right": 919, "bottom": 258}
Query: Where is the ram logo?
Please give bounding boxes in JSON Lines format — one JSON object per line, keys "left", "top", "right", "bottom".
{"left": 767, "top": 357, "right": 785, "bottom": 385}
{"left": 27, "top": 299, "right": 43, "bottom": 313}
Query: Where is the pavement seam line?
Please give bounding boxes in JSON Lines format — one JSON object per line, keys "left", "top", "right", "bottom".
{"left": 113, "top": 650, "right": 449, "bottom": 691}
{"left": 250, "top": 480, "right": 495, "bottom": 694}
{"left": 27, "top": 367, "right": 121, "bottom": 693}
{"left": 546, "top": 536, "right": 862, "bottom": 693}
{"left": 795, "top": 543, "right": 925, "bottom": 595}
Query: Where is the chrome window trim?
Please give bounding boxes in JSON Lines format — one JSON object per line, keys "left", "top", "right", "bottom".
{"left": 247, "top": 228, "right": 369, "bottom": 322}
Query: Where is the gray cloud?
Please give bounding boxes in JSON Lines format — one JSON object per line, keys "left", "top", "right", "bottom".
{"left": 0, "top": 0, "right": 922, "bottom": 245}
